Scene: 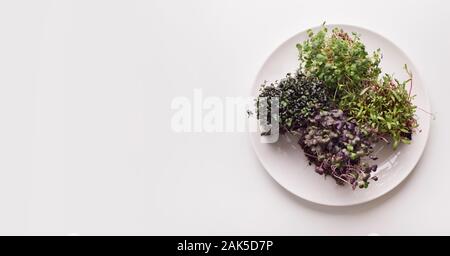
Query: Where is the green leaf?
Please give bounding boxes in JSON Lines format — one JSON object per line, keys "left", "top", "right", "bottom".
{"left": 359, "top": 87, "right": 370, "bottom": 96}
{"left": 392, "top": 140, "right": 399, "bottom": 150}
{"left": 401, "top": 139, "right": 411, "bottom": 144}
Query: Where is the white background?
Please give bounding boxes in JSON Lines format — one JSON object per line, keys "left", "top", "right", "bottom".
{"left": 0, "top": 0, "right": 449, "bottom": 235}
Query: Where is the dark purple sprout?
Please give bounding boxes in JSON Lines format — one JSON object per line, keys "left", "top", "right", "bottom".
{"left": 298, "top": 109, "right": 379, "bottom": 189}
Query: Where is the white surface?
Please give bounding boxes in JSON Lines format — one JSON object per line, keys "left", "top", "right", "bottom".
{"left": 251, "top": 25, "right": 431, "bottom": 206}
{"left": 0, "top": 0, "right": 448, "bottom": 235}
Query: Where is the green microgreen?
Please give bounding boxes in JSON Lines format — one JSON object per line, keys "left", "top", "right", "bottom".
{"left": 296, "top": 24, "right": 418, "bottom": 149}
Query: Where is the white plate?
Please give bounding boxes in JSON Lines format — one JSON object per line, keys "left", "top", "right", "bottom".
{"left": 250, "top": 24, "right": 431, "bottom": 206}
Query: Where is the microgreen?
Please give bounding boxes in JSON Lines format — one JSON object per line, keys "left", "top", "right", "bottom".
{"left": 254, "top": 24, "right": 419, "bottom": 189}
{"left": 296, "top": 25, "right": 417, "bottom": 149}
{"left": 299, "top": 109, "right": 378, "bottom": 189}
{"left": 340, "top": 70, "right": 417, "bottom": 149}
{"left": 297, "top": 26, "right": 382, "bottom": 97}
{"left": 256, "top": 71, "right": 332, "bottom": 134}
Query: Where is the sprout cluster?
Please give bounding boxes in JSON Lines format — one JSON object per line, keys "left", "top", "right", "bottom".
{"left": 296, "top": 25, "right": 417, "bottom": 149}
{"left": 299, "top": 109, "right": 379, "bottom": 189}
{"left": 297, "top": 27, "right": 382, "bottom": 96}
{"left": 340, "top": 73, "right": 417, "bottom": 149}
{"left": 256, "top": 72, "right": 380, "bottom": 189}
{"left": 255, "top": 24, "right": 419, "bottom": 190}
{"left": 257, "top": 71, "right": 331, "bottom": 134}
